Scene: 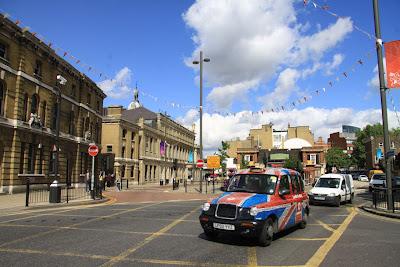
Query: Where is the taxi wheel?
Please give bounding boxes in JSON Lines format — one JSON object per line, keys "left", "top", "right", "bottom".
{"left": 258, "top": 218, "right": 274, "bottom": 247}
{"left": 299, "top": 209, "right": 308, "bottom": 229}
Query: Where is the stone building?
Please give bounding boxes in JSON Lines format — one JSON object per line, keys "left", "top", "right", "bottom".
{"left": 0, "top": 17, "right": 106, "bottom": 193}
{"left": 102, "top": 92, "right": 198, "bottom": 185}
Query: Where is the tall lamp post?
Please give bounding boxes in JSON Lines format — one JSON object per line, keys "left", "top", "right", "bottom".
{"left": 373, "top": 0, "right": 393, "bottom": 211}
{"left": 193, "top": 51, "right": 210, "bottom": 193}
{"left": 54, "top": 75, "right": 67, "bottom": 182}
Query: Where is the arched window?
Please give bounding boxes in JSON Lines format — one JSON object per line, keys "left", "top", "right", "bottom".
{"left": 30, "top": 94, "right": 39, "bottom": 114}
{"left": 41, "top": 101, "right": 46, "bottom": 126}
{"left": 22, "top": 93, "right": 28, "bottom": 121}
{"left": 0, "top": 82, "right": 4, "bottom": 116}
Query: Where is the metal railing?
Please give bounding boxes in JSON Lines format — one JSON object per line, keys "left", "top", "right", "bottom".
{"left": 372, "top": 188, "right": 400, "bottom": 212}
{"left": 25, "top": 179, "right": 93, "bottom": 207}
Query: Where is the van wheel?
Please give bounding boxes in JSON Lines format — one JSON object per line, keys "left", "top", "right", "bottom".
{"left": 348, "top": 194, "right": 354, "bottom": 204}
{"left": 258, "top": 218, "right": 274, "bottom": 247}
{"left": 299, "top": 209, "right": 308, "bottom": 229}
{"left": 335, "top": 196, "right": 341, "bottom": 207}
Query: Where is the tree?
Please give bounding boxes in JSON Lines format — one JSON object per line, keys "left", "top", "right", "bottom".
{"left": 216, "top": 141, "right": 230, "bottom": 173}
{"left": 351, "top": 123, "right": 400, "bottom": 168}
{"left": 326, "top": 147, "right": 351, "bottom": 170}
{"left": 283, "top": 158, "right": 303, "bottom": 173}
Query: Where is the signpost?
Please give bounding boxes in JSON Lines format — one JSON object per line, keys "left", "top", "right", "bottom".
{"left": 196, "top": 159, "right": 204, "bottom": 168}
{"left": 88, "top": 144, "right": 98, "bottom": 199}
{"left": 207, "top": 156, "right": 220, "bottom": 194}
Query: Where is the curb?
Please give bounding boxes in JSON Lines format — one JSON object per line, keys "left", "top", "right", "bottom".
{"left": 359, "top": 205, "right": 400, "bottom": 219}
{"left": 25, "top": 197, "right": 111, "bottom": 210}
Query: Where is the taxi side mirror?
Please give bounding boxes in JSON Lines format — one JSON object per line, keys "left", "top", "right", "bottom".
{"left": 279, "top": 188, "right": 290, "bottom": 197}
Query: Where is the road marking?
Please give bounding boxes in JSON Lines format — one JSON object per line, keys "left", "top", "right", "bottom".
{"left": 0, "top": 202, "right": 163, "bottom": 248}
{"left": 247, "top": 247, "right": 258, "bottom": 266}
{"left": 0, "top": 247, "right": 110, "bottom": 260}
{"left": 100, "top": 206, "right": 200, "bottom": 267}
{"left": 328, "top": 214, "right": 348, "bottom": 217}
{"left": 306, "top": 209, "right": 357, "bottom": 267}
{"left": 314, "top": 219, "right": 335, "bottom": 232}
{"left": 308, "top": 224, "right": 340, "bottom": 226}
{"left": 281, "top": 237, "right": 328, "bottom": 241}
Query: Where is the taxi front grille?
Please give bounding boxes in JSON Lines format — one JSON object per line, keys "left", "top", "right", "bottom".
{"left": 215, "top": 204, "right": 237, "bottom": 220}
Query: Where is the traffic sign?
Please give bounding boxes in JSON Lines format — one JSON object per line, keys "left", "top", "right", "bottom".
{"left": 207, "top": 155, "right": 221, "bottom": 169}
{"left": 196, "top": 159, "right": 204, "bottom": 168}
{"left": 88, "top": 144, "right": 99, "bottom": 157}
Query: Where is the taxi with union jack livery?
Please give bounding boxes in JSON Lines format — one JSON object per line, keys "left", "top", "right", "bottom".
{"left": 199, "top": 167, "right": 309, "bottom": 246}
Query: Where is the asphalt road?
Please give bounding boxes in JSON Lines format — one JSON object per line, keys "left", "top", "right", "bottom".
{"left": 0, "top": 189, "right": 399, "bottom": 267}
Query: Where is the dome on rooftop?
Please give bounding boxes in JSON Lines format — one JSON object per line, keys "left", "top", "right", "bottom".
{"left": 284, "top": 138, "right": 312, "bottom": 149}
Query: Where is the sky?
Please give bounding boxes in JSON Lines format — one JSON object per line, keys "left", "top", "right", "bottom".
{"left": 2, "top": 0, "right": 400, "bottom": 155}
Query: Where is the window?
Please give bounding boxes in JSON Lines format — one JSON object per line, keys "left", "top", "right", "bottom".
{"left": 106, "top": 145, "right": 112, "bottom": 152}
{"left": 96, "top": 100, "right": 100, "bottom": 111}
{"left": 290, "top": 174, "right": 301, "bottom": 194}
{"left": 307, "top": 154, "right": 317, "bottom": 165}
{"left": 34, "top": 60, "right": 42, "bottom": 77}
{"left": 121, "top": 146, "right": 125, "bottom": 158}
{"left": 0, "top": 82, "right": 4, "bottom": 116}
{"left": 0, "top": 43, "right": 6, "bottom": 59}
{"left": 68, "top": 111, "right": 75, "bottom": 135}
{"left": 51, "top": 104, "right": 57, "bottom": 130}
{"left": 279, "top": 175, "right": 290, "bottom": 191}
{"left": 71, "top": 84, "right": 76, "bottom": 98}
{"left": 130, "top": 167, "right": 134, "bottom": 177}
{"left": 244, "top": 155, "right": 252, "bottom": 162}
{"left": 391, "top": 142, "right": 395, "bottom": 149}
{"left": 19, "top": 142, "right": 26, "bottom": 174}
{"left": 30, "top": 94, "right": 39, "bottom": 114}
{"left": 131, "top": 147, "right": 134, "bottom": 159}
{"left": 87, "top": 93, "right": 91, "bottom": 105}
{"left": 122, "top": 129, "right": 127, "bottom": 138}
{"left": 27, "top": 143, "right": 36, "bottom": 174}
{"left": 38, "top": 145, "right": 43, "bottom": 174}
{"left": 22, "top": 93, "right": 28, "bottom": 121}
{"left": 41, "top": 101, "right": 46, "bottom": 126}
{"left": 131, "top": 132, "right": 135, "bottom": 141}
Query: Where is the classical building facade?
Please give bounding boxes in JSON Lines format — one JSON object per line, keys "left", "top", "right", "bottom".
{"left": 0, "top": 17, "right": 106, "bottom": 193}
{"left": 102, "top": 94, "right": 198, "bottom": 185}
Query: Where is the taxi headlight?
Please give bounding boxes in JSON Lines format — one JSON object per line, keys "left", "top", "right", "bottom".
{"left": 202, "top": 203, "right": 210, "bottom": 211}
{"left": 250, "top": 207, "right": 259, "bottom": 216}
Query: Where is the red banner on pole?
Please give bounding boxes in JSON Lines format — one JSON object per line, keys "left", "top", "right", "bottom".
{"left": 384, "top": 40, "right": 400, "bottom": 88}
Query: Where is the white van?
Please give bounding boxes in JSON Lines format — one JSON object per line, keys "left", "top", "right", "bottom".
{"left": 308, "top": 173, "right": 354, "bottom": 206}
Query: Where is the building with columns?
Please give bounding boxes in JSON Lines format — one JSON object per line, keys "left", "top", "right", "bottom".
{"left": 102, "top": 91, "right": 198, "bottom": 185}
{"left": 0, "top": 17, "right": 106, "bottom": 193}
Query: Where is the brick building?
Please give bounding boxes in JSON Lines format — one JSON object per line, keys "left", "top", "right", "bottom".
{"left": 0, "top": 17, "right": 105, "bottom": 193}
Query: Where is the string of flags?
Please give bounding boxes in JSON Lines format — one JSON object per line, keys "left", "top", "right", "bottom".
{"left": 0, "top": 9, "right": 195, "bottom": 111}
{"left": 304, "top": 0, "right": 377, "bottom": 42}
{"left": 201, "top": 48, "right": 374, "bottom": 117}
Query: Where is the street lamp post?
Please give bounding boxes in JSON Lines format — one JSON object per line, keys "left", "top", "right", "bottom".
{"left": 372, "top": 0, "right": 393, "bottom": 211}
{"left": 54, "top": 75, "right": 67, "bottom": 182}
{"left": 193, "top": 51, "right": 210, "bottom": 193}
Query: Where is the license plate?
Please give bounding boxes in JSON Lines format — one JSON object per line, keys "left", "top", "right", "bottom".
{"left": 314, "top": 196, "right": 325, "bottom": 200}
{"left": 213, "top": 223, "right": 235, "bottom": 231}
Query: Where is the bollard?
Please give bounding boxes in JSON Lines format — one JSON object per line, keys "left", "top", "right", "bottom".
{"left": 25, "top": 178, "right": 30, "bottom": 207}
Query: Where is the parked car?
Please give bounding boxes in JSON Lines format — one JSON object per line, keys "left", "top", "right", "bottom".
{"left": 199, "top": 167, "right": 309, "bottom": 247}
{"left": 308, "top": 173, "right": 354, "bottom": 206}
{"left": 369, "top": 173, "right": 386, "bottom": 192}
{"left": 359, "top": 175, "right": 369, "bottom": 182}
{"left": 369, "top": 174, "right": 400, "bottom": 191}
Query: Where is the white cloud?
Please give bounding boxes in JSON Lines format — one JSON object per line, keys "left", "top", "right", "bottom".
{"left": 258, "top": 68, "right": 300, "bottom": 108}
{"left": 178, "top": 107, "right": 400, "bottom": 155}
{"left": 325, "top": 53, "right": 344, "bottom": 75}
{"left": 183, "top": 0, "right": 354, "bottom": 109}
{"left": 367, "top": 65, "right": 380, "bottom": 88}
{"left": 97, "top": 67, "right": 133, "bottom": 99}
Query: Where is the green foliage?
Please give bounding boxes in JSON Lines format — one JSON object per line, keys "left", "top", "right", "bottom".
{"left": 283, "top": 158, "right": 303, "bottom": 173}
{"left": 351, "top": 123, "right": 400, "bottom": 168}
{"left": 216, "top": 141, "right": 230, "bottom": 172}
{"left": 326, "top": 147, "right": 352, "bottom": 169}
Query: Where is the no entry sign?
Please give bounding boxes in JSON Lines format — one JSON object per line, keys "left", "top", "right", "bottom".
{"left": 196, "top": 159, "right": 204, "bottom": 168}
{"left": 88, "top": 144, "right": 99, "bottom": 157}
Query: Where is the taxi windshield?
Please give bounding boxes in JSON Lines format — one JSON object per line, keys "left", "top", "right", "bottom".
{"left": 315, "top": 178, "right": 340, "bottom": 188}
{"left": 227, "top": 174, "right": 277, "bottom": 194}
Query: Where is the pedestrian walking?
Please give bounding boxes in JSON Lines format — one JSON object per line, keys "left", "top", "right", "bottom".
{"left": 99, "top": 171, "right": 105, "bottom": 191}
{"left": 115, "top": 177, "right": 121, "bottom": 192}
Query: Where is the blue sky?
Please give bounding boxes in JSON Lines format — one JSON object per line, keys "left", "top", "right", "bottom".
{"left": 2, "top": 0, "right": 400, "bottom": 153}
